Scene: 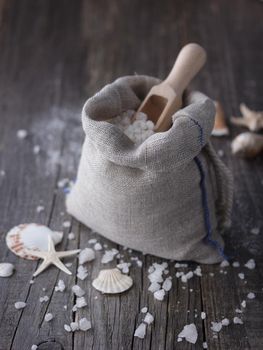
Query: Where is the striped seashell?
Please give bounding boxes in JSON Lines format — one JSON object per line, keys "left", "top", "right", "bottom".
{"left": 92, "top": 268, "right": 133, "bottom": 294}
{"left": 6, "top": 223, "right": 63, "bottom": 260}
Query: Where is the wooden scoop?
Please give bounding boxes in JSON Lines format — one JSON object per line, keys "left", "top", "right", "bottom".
{"left": 135, "top": 43, "right": 207, "bottom": 132}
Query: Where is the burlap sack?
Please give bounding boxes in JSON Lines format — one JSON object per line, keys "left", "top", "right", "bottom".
{"left": 66, "top": 75, "right": 233, "bottom": 264}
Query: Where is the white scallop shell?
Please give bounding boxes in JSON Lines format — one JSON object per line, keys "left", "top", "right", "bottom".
{"left": 0, "top": 262, "right": 15, "bottom": 277}
{"left": 6, "top": 223, "right": 63, "bottom": 260}
{"left": 92, "top": 268, "right": 133, "bottom": 294}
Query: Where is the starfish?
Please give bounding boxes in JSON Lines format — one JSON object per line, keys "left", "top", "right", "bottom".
{"left": 231, "top": 103, "right": 263, "bottom": 132}
{"left": 26, "top": 235, "right": 80, "bottom": 277}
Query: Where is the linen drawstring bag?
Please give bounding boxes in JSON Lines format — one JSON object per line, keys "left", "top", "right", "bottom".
{"left": 66, "top": 75, "right": 233, "bottom": 264}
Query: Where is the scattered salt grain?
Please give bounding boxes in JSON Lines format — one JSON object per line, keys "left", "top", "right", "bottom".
{"left": 14, "top": 301, "right": 26, "bottom": 309}
{"left": 175, "top": 262, "right": 188, "bottom": 268}
{"left": 144, "top": 312, "right": 154, "bottom": 325}
{"left": 137, "top": 260, "right": 143, "bottom": 268}
{"left": 241, "top": 300, "right": 247, "bottom": 308}
{"left": 222, "top": 318, "right": 230, "bottom": 326}
{"left": 44, "top": 313, "right": 53, "bottom": 322}
{"left": 141, "top": 307, "right": 148, "bottom": 313}
{"left": 238, "top": 273, "right": 245, "bottom": 280}
{"left": 64, "top": 324, "right": 71, "bottom": 332}
{"left": 79, "top": 248, "right": 95, "bottom": 264}
{"left": 63, "top": 220, "right": 71, "bottom": 228}
{"left": 194, "top": 266, "right": 202, "bottom": 276}
{"left": 72, "top": 285, "right": 85, "bottom": 297}
{"left": 17, "top": 129, "right": 28, "bottom": 139}
{"left": 177, "top": 337, "right": 183, "bottom": 342}
{"left": 77, "top": 265, "right": 88, "bottom": 280}
{"left": 75, "top": 296, "right": 87, "bottom": 309}
{"left": 178, "top": 323, "right": 198, "bottom": 344}
{"left": 101, "top": 248, "right": 119, "bottom": 264}
{"left": 70, "top": 322, "right": 79, "bottom": 332}
{"left": 65, "top": 262, "right": 72, "bottom": 267}
{"left": 68, "top": 232, "right": 75, "bottom": 240}
{"left": 153, "top": 289, "right": 165, "bottom": 301}
{"left": 211, "top": 322, "right": 222, "bottom": 332}
{"left": 233, "top": 317, "right": 243, "bottom": 324}
{"left": 79, "top": 318, "right": 92, "bottom": 331}
{"left": 134, "top": 323, "right": 147, "bottom": 339}
{"left": 88, "top": 238, "right": 97, "bottom": 244}
{"left": 244, "top": 258, "right": 256, "bottom": 270}
{"left": 29, "top": 279, "right": 34, "bottom": 284}
{"left": 235, "top": 308, "right": 242, "bottom": 313}
{"left": 31, "top": 345, "right": 38, "bottom": 350}
{"left": 36, "top": 205, "right": 44, "bottom": 213}
{"left": 181, "top": 271, "right": 194, "bottom": 283}
{"left": 250, "top": 227, "right": 260, "bottom": 235}
{"left": 94, "top": 242, "right": 102, "bottom": 251}
{"left": 232, "top": 261, "right": 240, "bottom": 267}
{"left": 39, "top": 296, "right": 49, "bottom": 303}
{"left": 33, "top": 145, "right": 40, "bottom": 154}
{"left": 117, "top": 262, "right": 131, "bottom": 274}
{"left": 148, "top": 282, "right": 161, "bottom": 293}
{"left": 203, "top": 341, "right": 208, "bottom": 349}
{"left": 162, "top": 277, "right": 172, "bottom": 291}
{"left": 201, "top": 312, "right": 206, "bottom": 320}
{"left": 55, "top": 279, "right": 66, "bottom": 292}
{"left": 247, "top": 292, "right": 255, "bottom": 299}
{"left": 220, "top": 260, "right": 230, "bottom": 268}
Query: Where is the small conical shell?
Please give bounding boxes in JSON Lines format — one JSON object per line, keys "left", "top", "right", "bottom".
{"left": 92, "top": 268, "right": 133, "bottom": 294}
{"left": 0, "top": 262, "right": 15, "bottom": 277}
{"left": 6, "top": 223, "right": 63, "bottom": 260}
{"left": 212, "top": 101, "right": 229, "bottom": 136}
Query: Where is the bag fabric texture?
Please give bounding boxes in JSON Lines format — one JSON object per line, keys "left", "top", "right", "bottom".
{"left": 66, "top": 75, "right": 233, "bottom": 264}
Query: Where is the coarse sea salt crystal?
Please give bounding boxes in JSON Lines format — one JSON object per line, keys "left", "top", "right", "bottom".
{"left": 70, "top": 322, "right": 79, "bottom": 332}
{"left": 194, "top": 266, "right": 202, "bottom": 276}
{"left": 220, "top": 260, "right": 230, "bottom": 268}
{"left": 17, "top": 129, "right": 28, "bottom": 139}
{"left": 68, "top": 232, "right": 75, "bottom": 240}
{"left": 233, "top": 317, "right": 243, "bottom": 324}
{"left": 77, "top": 265, "right": 88, "bottom": 280}
{"left": 250, "top": 227, "right": 260, "bottom": 235}
{"left": 241, "top": 300, "right": 246, "bottom": 308}
{"left": 137, "top": 260, "right": 143, "bottom": 268}
{"left": 39, "top": 296, "right": 49, "bottom": 303}
{"left": 79, "top": 318, "right": 92, "bottom": 331}
{"left": 75, "top": 296, "right": 87, "bottom": 309}
{"left": 238, "top": 273, "right": 245, "bottom": 280}
{"left": 247, "top": 292, "right": 255, "bottom": 299}
{"left": 64, "top": 324, "right": 71, "bottom": 332}
{"left": 181, "top": 271, "right": 194, "bottom": 283}
{"left": 101, "top": 248, "right": 119, "bottom": 264}
{"left": 94, "top": 242, "right": 102, "bottom": 251}
{"left": 232, "top": 261, "right": 240, "bottom": 267}
{"left": 201, "top": 312, "right": 206, "bottom": 320}
{"left": 117, "top": 262, "right": 131, "bottom": 274}
{"left": 134, "top": 323, "right": 147, "bottom": 339}
{"left": 36, "top": 205, "right": 44, "bottom": 213}
{"left": 31, "top": 345, "right": 38, "bottom": 350}
{"left": 148, "top": 282, "right": 161, "bottom": 293}
{"left": 162, "top": 278, "right": 172, "bottom": 291}
{"left": 222, "top": 318, "right": 230, "bottom": 326}
{"left": 79, "top": 248, "right": 95, "bottom": 264}
{"left": 153, "top": 289, "right": 165, "bottom": 301}
{"left": 55, "top": 279, "right": 66, "bottom": 292}
{"left": 178, "top": 323, "right": 198, "bottom": 344}
{"left": 141, "top": 307, "right": 148, "bottom": 313}
{"left": 211, "top": 322, "right": 222, "bottom": 332}
{"left": 88, "top": 238, "right": 97, "bottom": 244}
{"left": 44, "top": 313, "right": 53, "bottom": 322}
{"left": 62, "top": 220, "right": 71, "bottom": 228}
{"left": 72, "top": 285, "right": 85, "bottom": 297}
{"left": 144, "top": 312, "right": 154, "bottom": 325}
{"left": 15, "top": 301, "right": 26, "bottom": 309}
{"left": 244, "top": 259, "right": 256, "bottom": 270}
{"left": 175, "top": 263, "right": 188, "bottom": 268}
{"left": 203, "top": 342, "right": 208, "bottom": 349}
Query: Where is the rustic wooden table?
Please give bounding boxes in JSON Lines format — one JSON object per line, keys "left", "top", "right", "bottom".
{"left": 0, "top": 0, "right": 262, "bottom": 349}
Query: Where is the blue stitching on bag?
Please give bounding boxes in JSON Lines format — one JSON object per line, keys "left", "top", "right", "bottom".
{"left": 190, "top": 117, "right": 227, "bottom": 260}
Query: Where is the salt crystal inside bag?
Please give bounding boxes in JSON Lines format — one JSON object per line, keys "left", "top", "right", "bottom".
{"left": 66, "top": 75, "right": 233, "bottom": 264}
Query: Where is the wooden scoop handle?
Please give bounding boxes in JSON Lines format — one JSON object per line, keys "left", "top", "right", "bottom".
{"left": 164, "top": 43, "right": 207, "bottom": 96}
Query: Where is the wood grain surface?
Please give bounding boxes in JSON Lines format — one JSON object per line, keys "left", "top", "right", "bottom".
{"left": 0, "top": 0, "right": 262, "bottom": 349}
